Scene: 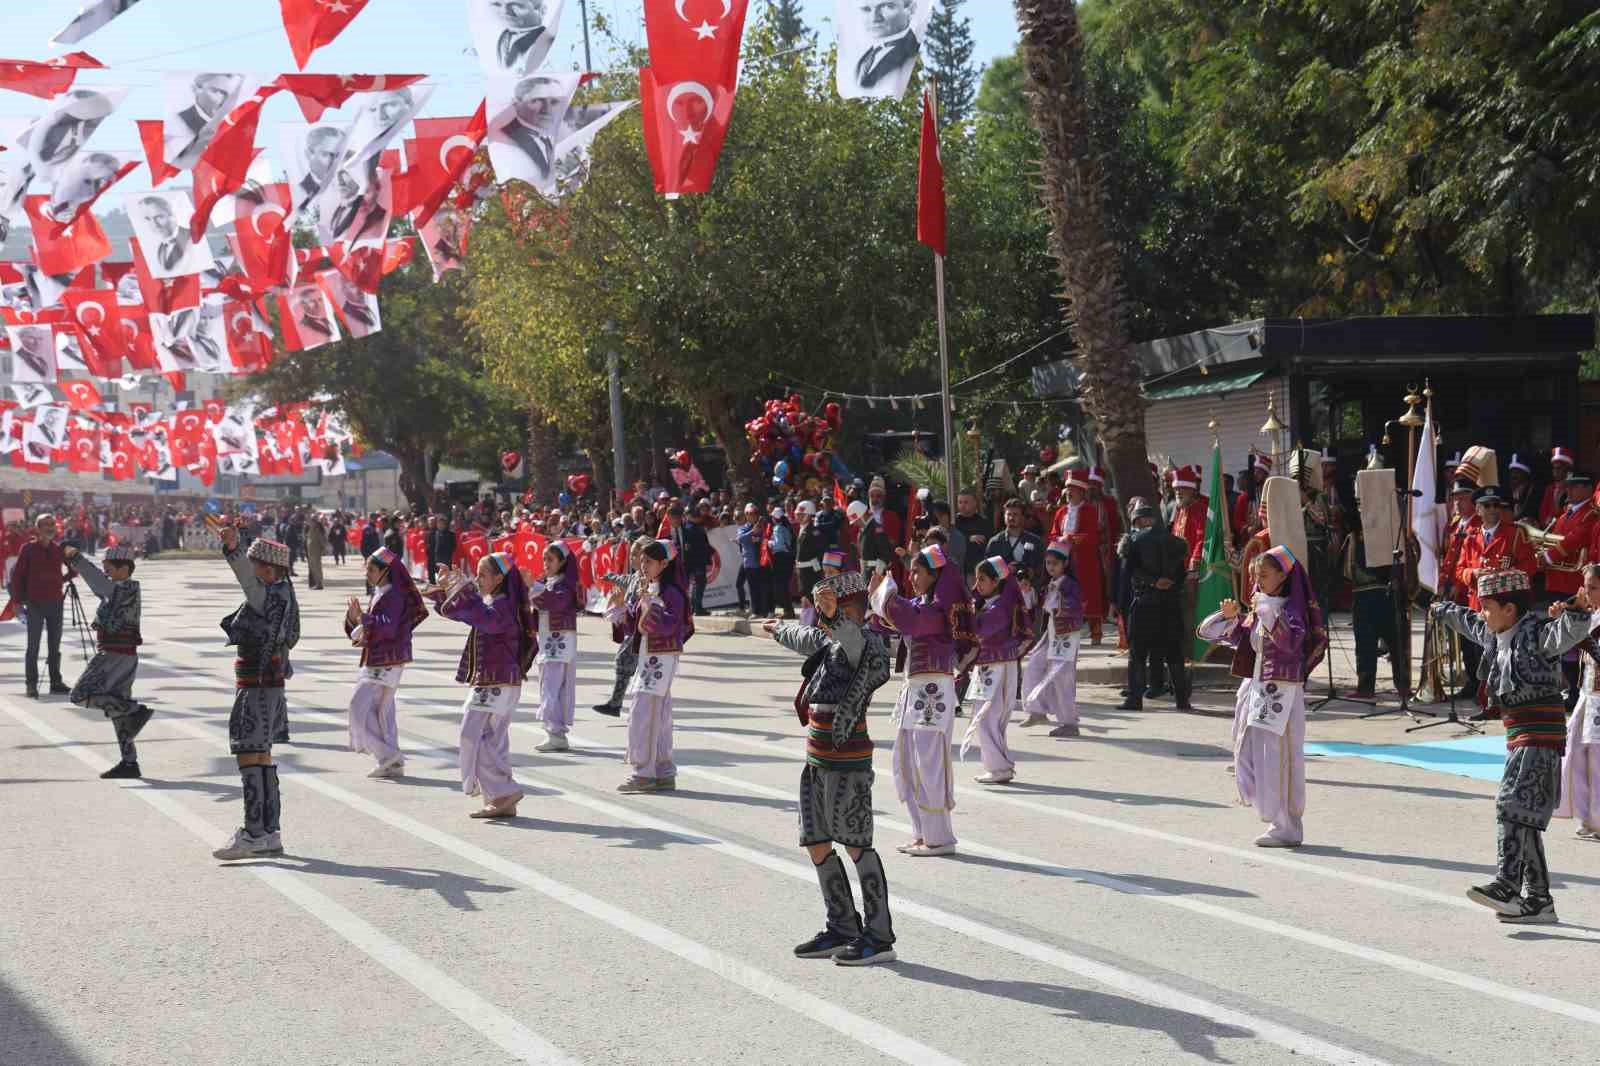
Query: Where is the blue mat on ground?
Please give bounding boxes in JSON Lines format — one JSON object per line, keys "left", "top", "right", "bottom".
{"left": 1304, "top": 735, "right": 1508, "bottom": 783}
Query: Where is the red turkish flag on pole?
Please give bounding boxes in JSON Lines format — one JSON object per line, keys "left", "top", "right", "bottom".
{"left": 276, "top": 73, "right": 426, "bottom": 122}
{"left": 23, "top": 196, "right": 111, "bottom": 274}
{"left": 67, "top": 427, "right": 100, "bottom": 473}
{"left": 224, "top": 301, "right": 275, "bottom": 373}
{"left": 120, "top": 312, "right": 159, "bottom": 372}
{"left": 279, "top": 0, "right": 374, "bottom": 70}
{"left": 232, "top": 182, "right": 295, "bottom": 289}
{"left": 0, "top": 52, "right": 104, "bottom": 99}
{"left": 191, "top": 88, "right": 280, "bottom": 242}
{"left": 638, "top": 67, "right": 737, "bottom": 198}
{"left": 66, "top": 290, "right": 129, "bottom": 368}
{"left": 916, "top": 89, "right": 946, "bottom": 257}
{"left": 398, "top": 104, "right": 489, "bottom": 228}
{"left": 643, "top": 0, "right": 750, "bottom": 89}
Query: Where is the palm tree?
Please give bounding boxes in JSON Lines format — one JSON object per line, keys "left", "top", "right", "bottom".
{"left": 1012, "top": 0, "right": 1154, "bottom": 506}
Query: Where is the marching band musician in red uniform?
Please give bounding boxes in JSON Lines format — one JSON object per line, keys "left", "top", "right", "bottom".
{"left": 1232, "top": 453, "right": 1270, "bottom": 549}
{"left": 1540, "top": 447, "right": 1576, "bottom": 526}
{"left": 1438, "top": 478, "right": 1482, "bottom": 699}
{"left": 1455, "top": 486, "right": 1537, "bottom": 612}
{"left": 1052, "top": 470, "right": 1105, "bottom": 643}
{"left": 1540, "top": 469, "right": 1597, "bottom": 601}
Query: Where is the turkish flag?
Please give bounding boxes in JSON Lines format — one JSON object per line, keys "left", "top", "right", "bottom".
{"left": 137, "top": 119, "right": 180, "bottom": 186}
{"left": 0, "top": 52, "right": 104, "bottom": 99}
{"left": 643, "top": 0, "right": 749, "bottom": 90}
{"left": 280, "top": 0, "right": 374, "bottom": 70}
{"left": 66, "top": 427, "right": 100, "bottom": 473}
{"left": 202, "top": 398, "right": 226, "bottom": 424}
{"left": 24, "top": 196, "right": 111, "bottom": 274}
{"left": 916, "top": 89, "right": 946, "bottom": 257}
{"left": 328, "top": 242, "right": 385, "bottom": 295}
{"left": 106, "top": 433, "right": 136, "bottom": 481}
{"left": 189, "top": 433, "right": 218, "bottom": 487}
{"left": 225, "top": 300, "right": 275, "bottom": 373}
{"left": 164, "top": 371, "right": 186, "bottom": 392}
{"left": 398, "top": 104, "right": 488, "bottom": 228}
{"left": 382, "top": 237, "right": 415, "bottom": 274}
{"left": 232, "top": 182, "right": 294, "bottom": 289}
{"left": 173, "top": 409, "right": 207, "bottom": 439}
{"left": 191, "top": 87, "right": 280, "bottom": 242}
{"left": 64, "top": 289, "right": 128, "bottom": 369}
{"left": 120, "top": 312, "right": 159, "bottom": 372}
{"left": 638, "top": 67, "right": 736, "bottom": 197}
{"left": 276, "top": 73, "right": 426, "bottom": 122}
{"left": 455, "top": 530, "right": 490, "bottom": 570}
{"left": 60, "top": 378, "right": 102, "bottom": 412}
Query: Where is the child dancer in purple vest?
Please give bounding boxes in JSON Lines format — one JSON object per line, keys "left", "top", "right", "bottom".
{"left": 530, "top": 540, "right": 581, "bottom": 753}
{"left": 343, "top": 546, "right": 427, "bottom": 778}
{"left": 608, "top": 539, "right": 693, "bottom": 793}
{"left": 964, "top": 556, "right": 1032, "bottom": 783}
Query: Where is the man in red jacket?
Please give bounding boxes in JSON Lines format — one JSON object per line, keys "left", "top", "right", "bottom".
{"left": 9, "top": 513, "right": 75, "bottom": 698}
{"left": 1169, "top": 465, "right": 1209, "bottom": 658}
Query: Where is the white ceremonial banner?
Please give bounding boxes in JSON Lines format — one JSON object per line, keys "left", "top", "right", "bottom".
{"left": 468, "top": 0, "right": 567, "bottom": 77}
{"left": 163, "top": 73, "right": 256, "bottom": 171}
{"left": 52, "top": 0, "right": 147, "bottom": 45}
{"left": 1410, "top": 405, "right": 1441, "bottom": 592}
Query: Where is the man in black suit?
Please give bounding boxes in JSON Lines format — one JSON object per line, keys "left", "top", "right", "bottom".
{"left": 136, "top": 195, "right": 191, "bottom": 274}
{"left": 170, "top": 73, "right": 242, "bottom": 166}
{"left": 500, "top": 76, "right": 566, "bottom": 183}
{"left": 1118, "top": 500, "right": 1192, "bottom": 711}
{"left": 852, "top": 0, "right": 920, "bottom": 91}
{"left": 433, "top": 516, "right": 457, "bottom": 580}
{"left": 487, "top": 0, "right": 547, "bottom": 71}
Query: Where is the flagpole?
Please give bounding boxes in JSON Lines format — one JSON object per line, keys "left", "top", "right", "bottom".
{"left": 929, "top": 80, "right": 956, "bottom": 505}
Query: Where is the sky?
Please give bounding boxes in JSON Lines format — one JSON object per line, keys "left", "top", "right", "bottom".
{"left": 0, "top": 0, "right": 1020, "bottom": 201}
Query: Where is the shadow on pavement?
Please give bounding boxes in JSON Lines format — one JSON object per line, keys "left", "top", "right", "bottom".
{"left": 233, "top": 854, "right": 517, "bottom": 911}
{"left": 999, "top": 780, "right": 1230, "bottom": 809}
{"left": 0, "top": 975, "right": 95, "bottom": 1066}
{"left": 885, "top": 962, "right": 1253, "bottom": 1062}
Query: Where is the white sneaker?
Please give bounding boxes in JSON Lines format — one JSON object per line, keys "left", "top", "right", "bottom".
{"left": 1578, "top": 827, "right": 1599, "bottom": 841}
{"left": 212, "top": 828, "right": 281, "bottom": 860}
{"left": 905, "top": 843, "right": 956, "bottom": 857}
{"left": 368, "top": 758, "right": 404, "bottom": 779}
{"left": 975, "top": 770, "right": 1015, "bottom": 785}
{"left": 1021, "top": 713, "right": 1050, "bottom": 727}
{"left": 536, "top": 734, "right": 570, "bottom": 753}
{"left": 1253, "top": 833, "right": 1302, "bottom": 848}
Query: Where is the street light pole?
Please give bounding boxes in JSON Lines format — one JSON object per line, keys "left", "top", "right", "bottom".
{"left": 608, "top": 349, "right": 626, "bottom": 501}
{"left": 578, "top": 0, "right": 593, "bottom": 70}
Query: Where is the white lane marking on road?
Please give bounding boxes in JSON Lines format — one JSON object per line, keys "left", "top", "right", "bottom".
{"left": 56, "top": 687, "right": 967, "bottom": 1066}
{"left": 0, "top": 696, "right": 581, "bottom": 1066}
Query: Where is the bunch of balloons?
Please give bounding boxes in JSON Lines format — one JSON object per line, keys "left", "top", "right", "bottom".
{"left": 743, "top": 394, "right": 844, "bottom": 492}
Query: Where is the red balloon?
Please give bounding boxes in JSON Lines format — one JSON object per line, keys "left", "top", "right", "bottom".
{"left": 1039, "top": 447, "right": 1058, "bottom": 466}
{"left": 501, "top": 451, "right": 522, "bottom": 474}
{"left": 675, "top": 449, "right": 691, "bottom": 470}
{"left": 816, "top": 453, "right": 831, "bottom": 475}
{"left": 566, "top": 473, "right": 591, "bottom": 496}
{"left": 824, "top": 401, "right": 841, "bottom": 427}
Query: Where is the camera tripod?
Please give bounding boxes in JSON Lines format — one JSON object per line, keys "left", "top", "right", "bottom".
{"left": 64, "top": 581, "right": 94, "bottom": 662}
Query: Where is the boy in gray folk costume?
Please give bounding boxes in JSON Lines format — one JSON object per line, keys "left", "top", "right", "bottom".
{"left": 766, "top": 570, "right": 898, "bottom": 965}
{"left": 213, "top": 527, "right": 301, "bottom": 861}
{"left": 1432, "top": 567, "right": 1600, "bottom": 924}
{"left": 63, "top": 543, "right": 153, "bottom": 780}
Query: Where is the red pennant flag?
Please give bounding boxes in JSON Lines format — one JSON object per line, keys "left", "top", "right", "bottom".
{"left": 65, "top": 290, "right": 128, "bottom": 373}
{"left": 120, "top": 312, "right": 159, "bottom": 372}
{"left": 328, "top": 242, "right": 385, "bottom": 295}
{"left": 638, "top": 67, "right": 736, "bottom": 197}
{"left": 59, "top": 378, "right": 103, "bottom": 412}
{"left": 164, "top": 371, "right": 187, "bottom": 392}
{"left": 382, "top": 237, "right": 415, "bottom": 274}
{"left": 137, "top": 119, "right": 179, "bottom": 186}
{"left": 232, "top": 182, "right": 295, "bottom": 289}
{"left": 0, "top": 52, "right": 104, "bottom": 99}
{"left": 66, "top": 426, "right": 100, "bottom": 473}
{"left": 279, "top": 0, "right": 374, "bottom": 70}
{"left": 23, "top": 196, "right": 111, "bottom": 274}
{"left": 642, "top": 0, "right": 749, "bottom": 90}
{"left": 190, "top": 434, "right": 218, "bottom": 487}
{"left": 106, "top": 433, "right": 136, "bottom": 481}
{"left": 225, "top": 301, "right": 275, "bottom": 373}
{"left": 191, "top": 87, "right": 280, "bottom": 242}
{"left": 916, "top": 89, "right": 946, "bottom": 257}
{"left": 203, "top": 398, "right": 226, "bottom": 424}
{"left": 275, "top": 73, "right": 426, "bottom": 122}
{"left": 399, "top": 103, "right": 489, "bottom": 228}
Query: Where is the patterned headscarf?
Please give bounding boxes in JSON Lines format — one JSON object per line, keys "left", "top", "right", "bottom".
{"left": 1258, "top": 545, "right": 1326, "bottom": 679}
{"left": 367, "top": 547, "right": 427, "bottom": 632}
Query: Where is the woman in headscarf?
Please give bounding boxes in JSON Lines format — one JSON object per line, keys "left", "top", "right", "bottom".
{"left": 343, "top": 545, "right": 427, "bottom": 778}
{"left": 964, "top": 556, "right": 1032, "bottom": 784}
{"left": 1197, "top": 545, "right": 1327, "bottom": 847}
{"left": 869, "top": 543, "right": 973, "bottom": 856}
{"left": 428, "top": 551, "right": 534, "bottom": 819}
{"left": 607, "top": 539, "right": 693, "bottom": 793}
{"left": 529, "top": 539, "right": 581, "bottom": 753}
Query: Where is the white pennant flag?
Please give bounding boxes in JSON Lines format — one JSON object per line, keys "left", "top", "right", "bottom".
{"left": 1411, "top": 404, "right": 1442, "bottom": 593}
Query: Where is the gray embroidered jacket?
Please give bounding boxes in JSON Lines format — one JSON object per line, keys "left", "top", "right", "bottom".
{"left": 774, "top": 614, "right": 892, "bottom": 748}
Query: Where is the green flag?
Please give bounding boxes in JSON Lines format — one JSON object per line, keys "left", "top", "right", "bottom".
{"left": 1193, "top": 439, "right": 1233, "bottom": 661}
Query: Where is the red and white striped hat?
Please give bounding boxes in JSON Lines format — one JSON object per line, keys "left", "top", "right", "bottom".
{"left": 1552, "top": 446, "right": 1574, "bottom": 467}
{"left": 1064, "top": 469, "right": 1091, "bottom": 491}
{"left": 1088, "top": 466, "right": 1105, "bottom": 484}
{"left": 1172, "top": 465, "right": 1199, "bottom": 489}
{"left": 1508, "top": 453, "right": 1531, "bottom": 474}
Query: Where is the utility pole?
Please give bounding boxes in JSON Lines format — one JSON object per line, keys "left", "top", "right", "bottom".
{"left": 578, "top": 0, "right": 593, "bottom": 70}
{"left": 608, "top": 349, "right": 626, "bottom": 501}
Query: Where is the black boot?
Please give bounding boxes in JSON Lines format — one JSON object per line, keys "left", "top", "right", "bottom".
{"left": 100, "top": 761, "right": 142, "bottom": 779}
{"left": 795, "top": 851, "right": 861, "bottom": 958}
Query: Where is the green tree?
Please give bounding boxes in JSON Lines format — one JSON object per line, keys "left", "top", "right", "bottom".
{"left": 925, "top": 0, "right": 979, "bottom": 129}
{"left": 767, "top": 0, "right": 809, "bottom": 47}
{"left": 238, "top": 262, "right": 524, "bottom": 512}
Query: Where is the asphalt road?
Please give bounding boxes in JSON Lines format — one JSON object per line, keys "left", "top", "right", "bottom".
{"left": 2, "top": 554, "right": 1599, "bottom": 1065}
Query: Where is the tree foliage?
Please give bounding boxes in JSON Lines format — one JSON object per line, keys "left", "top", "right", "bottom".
{"left": 925, "top": 0, "right": 979, "bottom": 130}
{"left": 766, "top": 0, "right": 810, "bottom": 47}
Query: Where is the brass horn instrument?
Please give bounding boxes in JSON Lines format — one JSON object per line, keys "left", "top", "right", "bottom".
{"left": 1516, "top": 518, "right": 1565, "bottom": 552}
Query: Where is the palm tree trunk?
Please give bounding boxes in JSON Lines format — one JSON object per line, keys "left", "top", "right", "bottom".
{"left": 1013, "top": 0, "right": 1154, "bottom": 507}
